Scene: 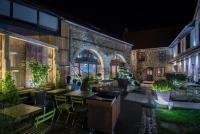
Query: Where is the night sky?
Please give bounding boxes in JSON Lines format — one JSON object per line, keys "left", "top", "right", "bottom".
{"left": 26, "top": 0, "right": 197, "bottom": 39}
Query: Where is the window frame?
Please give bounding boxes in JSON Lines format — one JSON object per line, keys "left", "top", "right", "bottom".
{"left": 138, "top": 52, "right": 145, "bottom": 62}
{"left": 156, "top": 67, "right": 165, "bottom": 77}
{"left": 159, "top": 50, "right": 167, "bottom": 62}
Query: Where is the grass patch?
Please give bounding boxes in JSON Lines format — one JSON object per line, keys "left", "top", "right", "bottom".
{"left": 156, "top": 108, "right": 200, "bottom": 127}
{"left": 156, "top": 108, "right": 200, "bottom": 133}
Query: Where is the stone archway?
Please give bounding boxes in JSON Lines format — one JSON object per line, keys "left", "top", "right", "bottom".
{"left": 110, "top": 54, "right": 127, "bottom": 78}
{"left": 72, "top": 47, "right": 105, "bottom": 79}
{"left": 114, "top": 54, "right": 127, "bottom": 63}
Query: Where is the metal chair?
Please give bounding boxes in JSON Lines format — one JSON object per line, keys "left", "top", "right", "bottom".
{"left": 19, "top": 109, "right": 56, "bottom": 134}
{"left": 35, "top": 91, "right": 47, "bottom": 113}
{"left": 54, "top": 95, "right": 72, "bottom": 123}
{"left": 71, "top": 96, "right": 87, "bottom": 128}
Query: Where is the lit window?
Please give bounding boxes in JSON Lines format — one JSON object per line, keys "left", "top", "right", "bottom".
{"left": 138, "top": 52, "right": 145, "bottom": 62}
{"left": 157, "top": 67, "right": 165, "bottom": 77}
{"left": 159, "top": 51, "right": 166, "bottom": 62}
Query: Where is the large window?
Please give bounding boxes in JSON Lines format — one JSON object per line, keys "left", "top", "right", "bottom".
{"left": 9, "top": 38, "right": 54, "bottom": 88}
{"left": 0, "top": 0, "right": 59, "bottom": 32}
{"left": 13, "top": 3, "right": 37, "bottom": 24}
{"left": 39, "top": 12, "right": 58, "bottom": 31}
{"left": 75, "top": 50, "right": 100, "bottom": 78}
{"left": 0, "top": 0, "right": 10, "bottom": 16}
{"left": 110, "top": 55, "right": 125, "bottom": 78}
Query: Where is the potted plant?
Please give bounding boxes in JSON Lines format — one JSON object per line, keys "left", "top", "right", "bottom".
{"left": 81, "top": 76, "right": 90, "bottom": 91}
{"left": 152, "top": 79, "right": 174, "bottom": 103}
{"left": 28, "top": 59, "right": 49, "bottom": 89}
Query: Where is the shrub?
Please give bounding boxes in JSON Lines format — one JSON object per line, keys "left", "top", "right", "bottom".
{"left": 165, "top": 72, "right": 187, "bottom": 88}
{"left": 28, "top": 59, "right": 49, "bottom": 88}
{"left": 0, "top": 72, "right": 20, "bottom": 104}
{"left": 152, "top": 79, "right": 174, "bottom": 92}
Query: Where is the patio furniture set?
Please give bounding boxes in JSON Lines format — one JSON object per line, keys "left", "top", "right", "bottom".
{"left": 0, "top": 79, "right": 125, "bottom": 134}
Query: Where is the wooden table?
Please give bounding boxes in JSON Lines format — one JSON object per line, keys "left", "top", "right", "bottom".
{"left": 65, "top": 90, "right": 95, "bottom": 98}
{"left": 46, "top": 89, "right": 67, "bottom": 94}
{"left": 0, "top": 104, "right": 42, "bottom": 122}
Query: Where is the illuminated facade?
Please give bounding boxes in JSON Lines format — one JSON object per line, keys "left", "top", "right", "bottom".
{"left": 0, "top": 0, "right": 132, "bottom": 89}
{"left": 169, "top": 0, "right": 200, "bottom": 82}
{"left": 69, "top": 24, "right": 131, "bottom": 79}
{"left": 131, "top": 47, "right": 172, "bottom": 81}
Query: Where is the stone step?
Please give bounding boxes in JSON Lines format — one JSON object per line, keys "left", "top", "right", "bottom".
{"left": 143, "top": 81, "right": 154, "bottom": 84}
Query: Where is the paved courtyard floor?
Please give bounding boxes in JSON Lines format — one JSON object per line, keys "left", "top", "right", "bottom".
{"left": 49, "top": 90, "right": 144, "bottom": 134}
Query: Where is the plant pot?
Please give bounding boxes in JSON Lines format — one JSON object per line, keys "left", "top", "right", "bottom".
{"left": 156, "top": 91, "right": 171, "bottom": 103}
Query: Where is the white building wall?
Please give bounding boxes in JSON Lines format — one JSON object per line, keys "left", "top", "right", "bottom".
{"left": 194, "top": 54, "right": 199, "bottom": 81}
{"left": 173, "top": 45, "right": 178, "bottom": 57}
{"left": 188, "top": 57, "right": 192, "bottom": 77}
{"left": 191, "top": 29, "right": 196, "bottom": 47}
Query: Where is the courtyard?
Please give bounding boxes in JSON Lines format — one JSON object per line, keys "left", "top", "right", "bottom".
{"left": 1, "top": 0, "right": 200, "bottom": 134}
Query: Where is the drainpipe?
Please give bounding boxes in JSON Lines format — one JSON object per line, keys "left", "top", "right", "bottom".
{"left": 69, "top": 27, "right": 71, "bottom": 75}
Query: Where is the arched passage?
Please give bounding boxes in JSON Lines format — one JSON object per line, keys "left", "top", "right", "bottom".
{"left": 110, "top": 54, "right": 127, "bottom": 78}
{"left": 72, "top": 48, "right": 104, "bottom": 79}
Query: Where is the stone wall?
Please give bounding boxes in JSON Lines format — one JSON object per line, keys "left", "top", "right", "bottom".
{"left": 131, "top": 47, "right": 172, "bottom": 81}
{"left": 70, "top": 25, "right": 132, "bottom": 79}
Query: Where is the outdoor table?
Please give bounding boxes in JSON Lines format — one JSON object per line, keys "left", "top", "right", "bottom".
{"left": 0, "top": 104, "right": 42, "bottom": 122}
{"left": 64, "top": 90, "right": 95, "bottom": 98}
{"left": 46, "top": 88, "right": 67, "bottom": 95}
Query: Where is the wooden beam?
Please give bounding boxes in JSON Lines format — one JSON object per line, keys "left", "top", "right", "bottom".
{"left": 1, "top": 34, "right": 10, "bottom": 79}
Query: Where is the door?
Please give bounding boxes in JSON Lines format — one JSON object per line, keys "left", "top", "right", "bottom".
{"left": 146, "top": 67, "right": 153, "bottom": 81}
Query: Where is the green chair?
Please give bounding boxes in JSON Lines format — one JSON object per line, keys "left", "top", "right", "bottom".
{"left": 71, "top": 96, "right": 87, "bottom": 128}
{"left": 71, "top": 96, "right": 87, "bottom": 112}
{"left": 19, "top": 109, "right": 55, "bottom": 134}
{"left": 54, "top": 95, "right": 72, "bottom": 123}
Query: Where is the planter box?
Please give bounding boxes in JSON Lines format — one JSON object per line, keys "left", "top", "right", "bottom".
{"left": 156, "top": 91, "right": 171, "bottom": 103}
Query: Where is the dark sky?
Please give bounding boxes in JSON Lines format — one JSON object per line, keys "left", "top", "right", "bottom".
{"left": 26, "top": 0, "right": 198, "bottom": 38}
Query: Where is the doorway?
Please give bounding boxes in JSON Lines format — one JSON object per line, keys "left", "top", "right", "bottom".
{"left": 146, "top": 67, "right": 153, "bottom": 81}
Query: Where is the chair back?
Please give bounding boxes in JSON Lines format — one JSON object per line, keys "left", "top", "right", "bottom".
{"left": 55, "top": 95, "right": 67, "bottom": 107}
{"left": 71, "top": 96, "right": 84, "bottom": 105}
{"left": 35, "top": 109, "right": 56, "bottom": 128}
{"left": 35, "top": 91, "right": 46, "bottom": 106}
